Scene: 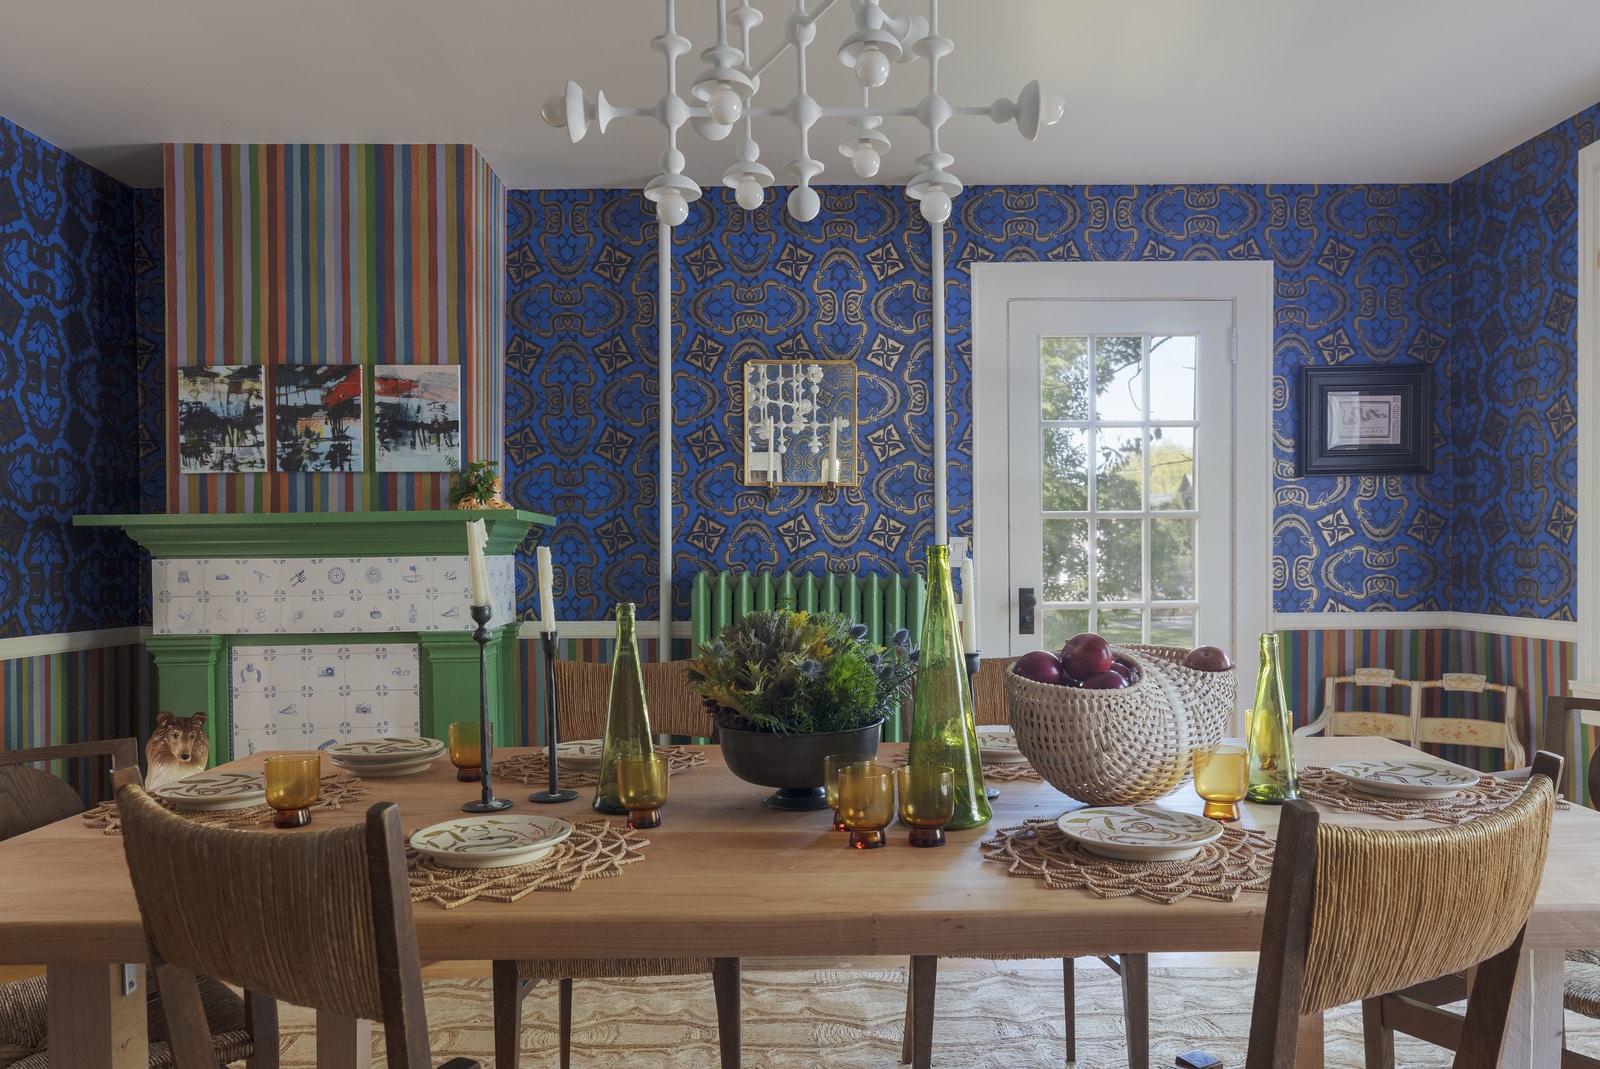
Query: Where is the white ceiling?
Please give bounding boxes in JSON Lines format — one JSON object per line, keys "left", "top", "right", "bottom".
{"left": 1, "top": 0, "right": 1598, "bottom": 191}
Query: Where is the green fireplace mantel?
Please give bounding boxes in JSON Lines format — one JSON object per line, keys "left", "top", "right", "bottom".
{"left": 74, "top": 508, "right": 553, "bottom": 558}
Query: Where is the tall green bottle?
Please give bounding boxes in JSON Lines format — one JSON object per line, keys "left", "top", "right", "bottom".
{"left": 1245, "top": 632, "right": 1298, "bottom": 803}
{"left": 594, "top": 602, "right": 654, "bottom": 815}
{"left": 908, "top": 544, "right": 990, "bottom": 830}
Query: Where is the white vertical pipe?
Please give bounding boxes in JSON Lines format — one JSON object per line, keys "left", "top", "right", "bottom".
{"left": 658, "top": 219, "right": 674, "bottom": 658}
{"left": 931, "top": 217, "right": 948, "bottom": 545}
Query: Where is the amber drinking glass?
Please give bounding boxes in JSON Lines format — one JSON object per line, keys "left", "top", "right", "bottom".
{"left": 896, "top": 765, "right": 955, "bottom": 847}
{"left": 1193, "top": 744, "right": 1250, "bottom": 822}
{"left": 449, "top": 721, "right": 483, "bottom": 782}
{"left": 615, "top": 752, "right": 669, "bottom": 829}
{"left": 824, "top": 753, "right": 875, "bottom": 832}
{"left": 263, "top": 753, "right": 320, "bottom": 828}
{"left": 837, "top": 764, "right": 896, "bottom": 849}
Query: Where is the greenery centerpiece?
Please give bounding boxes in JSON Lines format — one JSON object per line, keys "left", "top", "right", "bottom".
{"left": 685, "top": 608, "right": 916, "bottom": 810}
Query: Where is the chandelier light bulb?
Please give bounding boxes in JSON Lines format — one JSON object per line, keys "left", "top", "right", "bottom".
{"left": 541, "top": 95, "right": 568, "bottom": 128}
{"left": 707, "top": 82, "right": 744, "bottom": 125}
{"left": 854, "top": 45, "right": 891, "bottom": 88}
{"left": 851, "top": 144, "right": 881, "bottom": 179}
{"left": 918, "top": 187, "right": 952, "bottom": 225}
{"left": 655, "top": 189, "right": 690, "bottom": 227}
{"left": 787, "top": 185, "right": 821, "bottom": 222}
{"left": 735, "top": 175, "right": 765, "bottom": 210}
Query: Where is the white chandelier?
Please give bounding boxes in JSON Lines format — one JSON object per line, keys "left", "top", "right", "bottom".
{"left": 541, "top": 0, "right": 1065, "bottom": 225}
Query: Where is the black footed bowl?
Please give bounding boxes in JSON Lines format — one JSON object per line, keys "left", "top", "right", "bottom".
{"left": 717, "top": 719, "right": 885, "bottom": 811}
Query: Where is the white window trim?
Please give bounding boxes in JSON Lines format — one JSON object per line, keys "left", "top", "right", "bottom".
{"left": 1575, "top": 139, "right": 1600, "bottom": 693}
{"left": 971, "top": 261, "right": 1274, "bottom": 683}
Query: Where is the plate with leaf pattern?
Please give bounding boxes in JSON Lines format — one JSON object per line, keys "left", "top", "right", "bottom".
{"left": 976, "top": 726, "right": 1029, "bottom": 764}
{"left": 1056, "top": 805, "right": 1224, "bottom": 861}
{"left": 153, "top": 770, "right": 268, "bottom": 811}
{"left": 1327, "top": 759, "right": 1479, "bottom": 799}
{"left": 556, "top": 739, "right": 606, "bottom": 769}
{"left": 326, "top": 737, "right": 445, "bottom": 763}
{"left": 409, "top": 815, "right": 574, "bottom": 869}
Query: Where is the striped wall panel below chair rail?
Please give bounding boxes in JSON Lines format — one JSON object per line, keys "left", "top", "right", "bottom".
{"left": 689, "top": 569, "right": 927, "bottom": 651}
{"left": 0, "top": 643, "right": 151, "bottom": 805}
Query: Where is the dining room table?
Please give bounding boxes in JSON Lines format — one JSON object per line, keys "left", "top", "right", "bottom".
{"left": 2, "top": 735, "right": 1595, "bottom": 1069}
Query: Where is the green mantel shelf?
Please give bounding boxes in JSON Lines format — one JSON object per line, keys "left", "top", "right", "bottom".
{"left": 74, "top": 509, "right": 553, "bottom": 558}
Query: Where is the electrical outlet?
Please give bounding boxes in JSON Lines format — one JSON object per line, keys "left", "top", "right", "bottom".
{"left": 949, "top": 537, "right": 969, "bottom": 562}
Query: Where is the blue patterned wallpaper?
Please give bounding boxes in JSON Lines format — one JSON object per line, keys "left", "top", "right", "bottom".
{"left": 504, "top": 183, "right": 1459, "bottom": 621}
{"left": 0, "top": 116, "right": 143, "bottom": 637}
{"left": 1449, "top": 104, "right": 1599, "bottom": 622}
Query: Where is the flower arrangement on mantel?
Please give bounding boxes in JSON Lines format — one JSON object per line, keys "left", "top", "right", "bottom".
{"left": 685, "top": 609, "right": 916, "bottom": 735}
{"left": 450, "top": 459, "right": 513, "bottom": 510}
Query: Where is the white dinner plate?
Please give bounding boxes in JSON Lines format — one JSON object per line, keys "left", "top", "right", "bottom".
{"left": 556, "top": 739, "right": 606, "bottom": 770}
{"left": 976, "top": 725, "right": 1029, "bottom": 764}
{"left": 1327, "top": 759, "right": 1480, "bottom": 800}
{"left": 326, "top": 737, "right": 445, "bottom": 763}
{"left": 152, "top": 770, "right": 268, "bottom": 811}
{"left": 409, "top": 815, "right": 574, "bottom": 869}
{"left": 330, "top": 755, "right": 437, "bottom": 778}
{"left": 1056, "top": 805, "right": 1224, "bottom": 862}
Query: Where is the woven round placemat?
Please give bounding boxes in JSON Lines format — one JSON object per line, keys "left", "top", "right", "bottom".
{"left": 496, "top": 745, "right": 707, "bottom": 788}
{"left": 81, "top": 774, "right": 370, "bottom": 835}
{"left": 1297, "top": 766, "right": 1568, "bottom": 824}
{"left": 886, "top": 751, "right": 1042, "bottom": 783}
{"left": 980, "top": 816, "right": 1275, "bottom": 904}
{"left": 406, "top": 819, "right": 649, "bottom": 909}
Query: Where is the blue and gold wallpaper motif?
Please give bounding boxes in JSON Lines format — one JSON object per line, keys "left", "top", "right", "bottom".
{"left": 504, "top": 182, "right": 1461, "bottom": 620}
{"left": 1449, "top": 103, "right": 1599, "bottom": 621}
{"left": 0, "top": 116, "right": 143, "bottom": 637}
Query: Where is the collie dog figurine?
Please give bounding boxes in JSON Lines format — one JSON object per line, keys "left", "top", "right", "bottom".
{"left": 145, "top": 712, "right": 210, "bottom": 792}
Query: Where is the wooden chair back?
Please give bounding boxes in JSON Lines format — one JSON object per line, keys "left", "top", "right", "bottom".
{"left": 550, "top": 660, "right": 713, "bottom": 742}
{"left": 973, "top": 657, "right": 1019, "bottom": 726}
{"left": 1413, "top": 674, "right": 1526, "bottom": 769}
{"left": 1543, "top": 693, "right": 1600, "bottom": 807}
{"left": 1294, "top": 668, "right": 1415, "bottom": 742}
{"left": 551, "top": 659, "right": 610, "bottom": 741}
{"left": 1245, "top": 750, "right": 1561, "bottom": 1069}
{"left": 113, "top": 768, "right": 448, "bottom": 1069}
{"left": 640, "top": 661, "right": 714, "bottom": 740}
{"left": 0, "top": 739, "right": 139, "bottom": 841}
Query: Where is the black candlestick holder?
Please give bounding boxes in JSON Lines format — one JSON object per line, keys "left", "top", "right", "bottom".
{"left": 461, "top": 604, "right": 513, "bottom": 813}
{"left": 529, "top": 630, "right": 578, "bottom": 803}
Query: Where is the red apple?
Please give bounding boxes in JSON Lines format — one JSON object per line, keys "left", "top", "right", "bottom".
{"left": 1182, "top": 645, "right": 1233, "bottom": 672}
{"left": 1108, "top": 659, "right": 1136, "bottom": 683}
{"left": 1082, "top": 669, "right": 1129, "bottom": 689}
{"left": 1014, "top": 649, "right": 1065, "bottom": 686}
{"left": 1059, "top": 632, "right": 1114, "bottom": 681}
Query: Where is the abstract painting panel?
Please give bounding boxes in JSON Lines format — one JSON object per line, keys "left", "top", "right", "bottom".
{"left": 374, "top": 365, "right": 461, "bottom": 472}
{"left": 274, "top": 365, "right": 364, "bottom": 473}
{"left": 176, "top": 366, "right": 267, "bottom": 474}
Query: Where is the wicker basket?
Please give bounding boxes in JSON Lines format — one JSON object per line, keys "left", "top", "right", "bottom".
{"left": 1005, "top": 644, "right": 1236, "bottom": 806}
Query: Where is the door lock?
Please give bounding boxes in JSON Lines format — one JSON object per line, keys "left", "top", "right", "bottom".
{"left": 1018, "top": 587, "right": 1036, "bottom": 635}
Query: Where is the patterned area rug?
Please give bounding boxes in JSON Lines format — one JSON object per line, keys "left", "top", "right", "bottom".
{"left": 258, "top": 964, "right": 1600, "bottom": 1068}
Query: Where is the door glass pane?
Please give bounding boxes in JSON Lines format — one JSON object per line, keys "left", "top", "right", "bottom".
{"left": 1148, "top": 336, "right": 1196, "bottom": 421}
{"left": 1097, "top": 608, "right": 1144, "bottom": 646}
{"left": 1043, "top": 608, "right": 1090, "bottom": 652}
{"left": 1149, "top": 427, "right": 1194, "bottom": 510}
{"left": 1150, "top": 608, "right": 1195, "bottom": 648}
{"left": 1042, "top": 519, "right": 1088, "bottom": 602}
{"left": 1094, "top": 428, "right": 1143, "bottom": 510}
{"left": 1042, "top": 428, "right": 1088, "bottom": 511}
{"left": 1095, "top": 518, "right": 1142, "bottom": 601}
{"left": 1094, "top": 336, "right": 1144, "bottom": 422}
{"left": 1150, "top": 518, "right": 1195, "bottom": 600}
{"left": 1040, "top": 336, "right": 1089, "bottom": 421}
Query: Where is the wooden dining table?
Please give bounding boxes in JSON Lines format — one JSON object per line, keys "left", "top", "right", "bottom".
{"left": 2, "top": 735, "right": 1596, "bottom": 1069}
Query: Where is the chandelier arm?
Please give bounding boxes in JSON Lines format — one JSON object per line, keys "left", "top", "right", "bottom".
{"left": 747, "top": 0, "right": 844, "bottom": 79}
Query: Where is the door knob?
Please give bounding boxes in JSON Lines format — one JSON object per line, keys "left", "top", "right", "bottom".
{"left": 1018, "top": 587, "right": 1036, "bottom": 635}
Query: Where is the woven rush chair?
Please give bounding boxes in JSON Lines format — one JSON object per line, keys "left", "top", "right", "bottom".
{"left": 1293, "top": 667, "right": 1417, "bottom": 743}
{"left": 903, "top": 654, "right": 1150, "bottom": 1069}
{"left": 548, "top": 660, "right": 714, "bottom": 742}
{"left": 112, "top": 769, "right": 477, "bottom": 1069}
{"left": 1172, "top": 750, "right": 1561, "bottom": 1069}
{"left": 0, "top": 741, "right": 275, "bottom": 1069}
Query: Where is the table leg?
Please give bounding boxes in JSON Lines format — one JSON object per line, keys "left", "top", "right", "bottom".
{"left": 46, "top": 962, "right": 148, "bottom": 1069}
{"left": 316, "top": 1011, "right": 372, "bottom": 1069}
{"left": 1500, "top": 947, "right": 1563, "bottom": 1069}
{"left": 1294, "top": 1012, "right": 1324, "bottom": 1069}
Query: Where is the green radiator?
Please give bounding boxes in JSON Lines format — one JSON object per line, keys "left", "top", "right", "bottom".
{"left": 688, "top": 568, "right": 926, "bottom": 740}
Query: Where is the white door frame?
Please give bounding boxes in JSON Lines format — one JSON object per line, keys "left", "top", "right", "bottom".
{"left": 1575, "top": 139, "right": 1600, "bottom": 696}
{"left": 971, "top": 261, "right": 1274, "bottom": 706}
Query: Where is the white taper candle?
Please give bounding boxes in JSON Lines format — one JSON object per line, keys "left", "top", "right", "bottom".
{"left": 537, "top": 545, "right": 556, "bottom": 632}
{"left": 466, "top": 520, "right": 490, "bottom": 608}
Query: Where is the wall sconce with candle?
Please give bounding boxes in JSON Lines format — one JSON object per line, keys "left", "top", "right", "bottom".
{"left": 742, "top": 360, "right": 858, "bottom": 487}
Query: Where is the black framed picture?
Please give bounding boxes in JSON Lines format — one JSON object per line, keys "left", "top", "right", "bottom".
{"left": 1298, "top": 364, "right": 1433, "bottom": 475}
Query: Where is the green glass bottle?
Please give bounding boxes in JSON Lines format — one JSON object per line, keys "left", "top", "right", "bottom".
{"left": 594, "top": 602, "right": 654, "bottom": 815}
{"left": 1245, "top": 632, "right": 1298, "bottom": 804}
{"left": 908, "top": 544, "right": 990, "bottom": 830}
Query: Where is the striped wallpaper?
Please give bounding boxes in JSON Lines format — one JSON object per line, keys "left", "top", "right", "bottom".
{"left": 163, "top": 143, "right": 505, "bottom": 512}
